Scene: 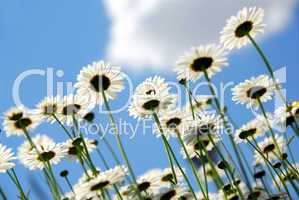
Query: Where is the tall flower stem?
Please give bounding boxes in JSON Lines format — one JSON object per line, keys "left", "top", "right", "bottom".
{"left": 247, "top": 139, "right": 292, "bottom": 198}
{"left": 203, "top": 70, "right": 252, "bottom": 189}
{"left": 162, "top": 135, "right": 198, "bottom": 200}
{"left": 7, "top": 169, "right": 28, "bottom": 200}
{"left": 98, "top": 133, "right": 122, "bottom": 165}
{"left": 0, "top": 185, "right": 7, "bottom": 200}
{"left": 52, "top": 114, "right": 73, "bottom": 139}
{"left": 175, "top": 130, "right": 208, "bottom": 200}
{"left": 152, "top": 112, "right": 198, "bottom": 199}
{"left": 247, "top": 34, "right": 299, "bottom": 134}
{"left": 101, "top": 90, "right": 142, "bottom": 199}
{"left": 96, "top": 148, "right": 124, "bottom": 200}
{"left": 205, "top": 135, "right": 245, "bottom": 199}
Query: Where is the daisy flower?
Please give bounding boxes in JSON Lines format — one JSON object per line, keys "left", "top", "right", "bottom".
{"left": 75, "top": 60, "right": 124, "bottom": 105}
{"left": 254, "top": 135, "right": 286, "bottom": 164}
{"left": 76, "top": 165, "right": 127, "bottom": 199}
{"left": 175, "top": 44, "right": 228, "bottom": 81}
{"left": 198, "top": 163, "right": 225, "bottom": 183}
{"left": 291, "top": 101, "right": 299, "bottom": 117}
{"left": 185, "top": 95, "right": 213, "bottom": 113}
{"left": 0, "top": 144, "right": 16, "bottom": 173}
{"left": 34, "top": 96, "right": 62, "bottom": 123}
{"left": 153, "top": 185, "right": 193, "bottom": 200}
{"left": 158, "top": 167, "right": 185, "bottom": 185}
{"left": 18, "top": 135, "right": 67, "bottom": 170}
{"left": 232, "top": 75, "right": 276, "bottom": 109}
{"left": 274, "top": 163, "right": 299, "bottom": 186}
{"left": 63, "top": 137, "right": 97, "bottom": 160}
{"left": 129, "top": 76, "right": 176, "bottom": 119}
{"left": 2, "top": 106, "right": 40, "bottom": 137}
{"left": 57, "top": 94, "right": 92, "bottom": 125}
{"left": 220, "top": 7, "right": 265, "bottom": 50}
{"left": 155, "top": 109, "right": 191, "bottom": 139}
{"left": 275, "top": 101, "right": 299, "bottom": 128}
{"left": 234, "top": 114, "right": 269, "bottom": 143}
{"left": 197, "top": 192, "right": 218, "bottom": 200}
{"left": 181, "top": 114, "right": 222, "bottom": 158}
{"left": 135, "top": 169, "right": 167, "bottom": 194}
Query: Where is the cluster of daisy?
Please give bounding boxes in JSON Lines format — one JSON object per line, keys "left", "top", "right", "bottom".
{"left": 0, "top": 6, "right": 299, "bottom": 200}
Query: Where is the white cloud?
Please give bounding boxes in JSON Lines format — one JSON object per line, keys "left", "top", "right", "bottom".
{"left": 103, "top": 0, "right": 297, "bottom": 71}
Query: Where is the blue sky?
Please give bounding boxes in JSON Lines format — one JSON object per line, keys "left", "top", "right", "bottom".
{"left": 0, "top": 1, "right": 299, "bottom": 199}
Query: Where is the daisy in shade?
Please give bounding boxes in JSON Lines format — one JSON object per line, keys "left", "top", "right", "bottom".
{"left": 35, "top": 96, "right": 62, "bottom": 123}
{"left": 153, "top": 185, "right": 193, "bottom": 200}
{"left": 58, "top": 94, "right": 91, "bottom": 125}
{"left": 0, "top": 143, "right": 16, "bottom": 173}
{"left": 234, "top": 115, "right": 269, "bottom": 144}
{"left": 181, "top": 114, "right": 222, "bottom": 158}
{"left": 197, "top": 192, "right": 218, "bottom": 200}
{"left": 129, "top": 76, "right": 176, "bottom": 119}
{"left": 175, "top": 44, "right": 228, "bottom": 81}
{"left": 198, "top": 163, "right": 225, "bottom": 183}
{"left": 275, "top": 101, "right": 299, "bottom": 128}
{"left": 220, "top": 7, "right": 265, "bottom": 50}
{"left": 18, "top": 135, "right": 67, "bottom": 170}
{"left": 158, "top": 167, "right": 185, "bottom": 185}
{"left": 291, "top": 101, "right": 299, "bottom": 117}
{"left": 254, "top": 135, "right": 286, "bottom": 164}
{"left": 155, "top": 109, "right": 191, "bottom": 139}
{"left": 185, "top": 95, "right": 213, "bottom": 113}
{"left": 274, "top": 163, "right": 299, "bottom": 186}
{"left": 63, "top": 137, "right": 97, "bottom": 160}
{"left": 232, "top": 75, "right": 276, "bottom": 109}
{"left": 2, "top": 106, "right": 40, "bottom": 137}
{"left": 76, "top": 165, "right": 127, "bottom": 200}
{"left": 75, "top": 60, "right": 124, "bottom": 105}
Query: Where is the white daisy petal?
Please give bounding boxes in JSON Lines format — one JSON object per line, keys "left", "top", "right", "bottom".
{"left": 175, "top": 44, "right": 228, "bottom": 81}
{"left": 220, "top": 7, "right": 265, "bottom": 50}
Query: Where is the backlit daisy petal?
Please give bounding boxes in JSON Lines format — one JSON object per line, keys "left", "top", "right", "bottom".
{"left": 76, "top": 165, "right": 127, "bottom": 199}
{"left": 254, "top": 135, "right": 286, "bottom": 164}
{"left": 180, "top": 113, "right": 223, "bottom": 158}
{"left": 220, "top": 7, "right": 265, "bottom": 50}
{"left": 129, "top": 76, "right": 177, "bottom": 119}
{"left": 198, "top": 164, "right": 225, "bottom": 182}
{"left": 34, "top": 95, "right": 62, "bottom": 123}
{"left": 185, "top": 95, "right": 213, "bottom": 113}
{"left": 155, "top": 109, "right": 192, "bottom": 139}
{"left": 2, "top": 106, "right": 40, "bottom": 137}
{"left": 234, "top": 114, "right": 269, "bottom": 144}
{"left": 63, "top": 137, "right": 97, "bottom": 160}
{"left": 57, "top": 94, "right": 92, "bottom": 125}
{"left": 232, "top": 74, "right": 276, "bottom": 109}
{"left": 0, "top": 143, "right": 16, "bottom": 173}
{"left": 75, "top": 60, "right": 124, "bottom": 105}
{"left": 274, "top": 163, "right": 299, "bottom": 186}
{"left": 153, "top": 185, "right": 193, "bottom": 200}
{"left": 175, "top": 44, "right": 228, "bottom": 81}
{"left": 197, "top": 192, "right": 218, "bottom": 200}
{"left": 18, "top": 135, "right": 67, "bottom": 170}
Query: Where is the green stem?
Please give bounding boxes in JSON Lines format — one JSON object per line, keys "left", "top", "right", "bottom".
{"left": 247, "top": 34, "right": 299, "bottom": 135}
{"left": 101, "top": 90, "right": 142, "bottom": 199}
{"left": 7, "top": 169, "right": 28, "bottom": 200}
{"left": 52, "top": 114, "right": 73, "bottom": 139}
{"left": 0, "top": 185, "right": 7, "bottom": 200}
{"left": 176, "top": 130, "right": 208, "bottom": 200}
{"left": 161, "top": 135, "right": 198, "bottom": 200}
{"left": 247, "top": 139, "right": 292, "bottom": 198}
{"left": 203, "top": 70, "right": 252, "bottom": 189}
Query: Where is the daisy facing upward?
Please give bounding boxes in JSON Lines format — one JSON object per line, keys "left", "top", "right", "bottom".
{"left": 220, "top": 7, "right": 265, "bottom": 50}
{"left": 75, "top": 60, "right": 124, "bottom": 105}
{"left": 175, "top": 44, "right": 228, "bottom": 82}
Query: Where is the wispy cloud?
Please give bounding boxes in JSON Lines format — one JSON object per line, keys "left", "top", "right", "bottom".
{"left": 103, "top": 0, "right": 297, "bottom": 71}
